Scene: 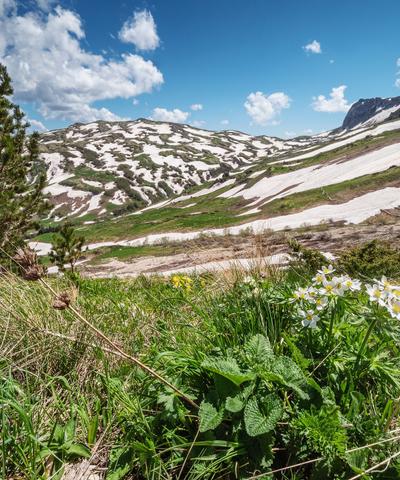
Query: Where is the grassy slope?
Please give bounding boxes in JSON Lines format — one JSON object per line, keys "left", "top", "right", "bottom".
{"left": 3, "top": 252, "right": 400, "bottom": 478}
{"left": 35, "top": 128, "right": 400, "bottom": 244}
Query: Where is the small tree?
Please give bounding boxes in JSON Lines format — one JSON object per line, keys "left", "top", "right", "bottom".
{"left": 49, "top": 223, "right": 85, "bottom": 273}
{"left": 0, "top": 63, "right": 48, "bottom": 261}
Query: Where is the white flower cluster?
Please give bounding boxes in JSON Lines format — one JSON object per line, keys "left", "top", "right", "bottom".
{"left": 293, "top": 265, "right": 362, "bottom": 329}
{"left": 365, "top": 276, "right": 400, "bottom": 320}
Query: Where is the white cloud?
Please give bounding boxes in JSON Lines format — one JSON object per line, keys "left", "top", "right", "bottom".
{"left": 119, "top": 10, "right": 159, "bottom": 51}
{"left": 244, "top": 91, "right": 291, "bottom": 125}
{"left": 303, "top": 40, "right": 322, "bottom": 54}
{"left": 151, "top": 107, "right": 189, "bottom": 123}
{"left": 220, "top": 119, "right": 229, "bottom": 126}
{"left": 0, "top": 7, "right": 164, "bottom": 122}
{"left": 312, "top": 85, "right": 351, "bottom": 113}
{"left": 35, "top": 0, "right": 56, "bottom": 11}
{"left": 28, "top": 118, "right": 48, "bottom": 132}
{"left": 190, "top": 103, "right": 203, "bottom": 111}
{"left": 0, "top": 0, "right": 15, "bottom": 17}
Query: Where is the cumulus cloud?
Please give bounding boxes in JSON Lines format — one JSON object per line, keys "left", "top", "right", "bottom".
{"left": 303, "top": 40, "right": 322, "bottom": 54}
{"left": 220, "top": 119, "right": 229, "bottom": 126}
{"left": 312, "top": 85, "right": 351, "bottom": 113}
{"left": 119, "top": 10, "right": 159, "bottom": 51}
{"left": 0, "top": 0, "right": 15, "bottom": 17}
{"left": 28, "top": 118, "right": 48, "bottom": 132}
{"left": 151, "top": 108, "right": 189, "bottom": 123}
{"left": 190, "top": 103, "right": 203, "bottom": 111}
{"left": 0, "top": 6, "right": 163, "bottom": 122}
{"left": 244, "top": 91, "right": 291, "bottom": 125}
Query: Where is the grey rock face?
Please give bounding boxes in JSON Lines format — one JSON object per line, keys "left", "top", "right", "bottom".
{"left": 342, "top": 96, "right": 400, "bottom": 130}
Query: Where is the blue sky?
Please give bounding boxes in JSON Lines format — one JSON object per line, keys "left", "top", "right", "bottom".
{"left": 1, "top": 0, "right": 400, "bottom": 136}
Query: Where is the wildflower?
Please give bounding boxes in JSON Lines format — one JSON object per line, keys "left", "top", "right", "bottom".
{"left": 314, "top": 296, "right": 328, "bottom": 311}
{"left": 299, "top": 309, "right": 319, "bottom": 328}
{"left": 331, "top": 276, "right": 346, "bottom": 296}
{"left": 366, "top": 284, "right": 387, "bottom": 307}
{"left": 390, "top": 286, "right": 400, "bottom": 299}
{"left": 312, "top": 272, "right": 326, "bottom": 284}
{"left": 388, "top": 300, "right": 400, "bottom": 320}
{"left": 243, "top": 276, "right": 256, "bottom": 287}
{"left": 320, "top": 278, "right": 337, "bottom": 296}
{"left": 318, "top": 264, "right": 335, "bottom": 276}
{"left": 305, "top": 286, "right": 318, "bottom": 301}
{"left": 342, "top": 276, "right": 362, "bottom": 292}
{"left": 293, "top": 287, "right": 309, "bottom": 301}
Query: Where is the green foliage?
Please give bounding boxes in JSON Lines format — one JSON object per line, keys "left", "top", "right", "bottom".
{"left": 287, "top": 237, "right": 327, "bottom": 274}
{"left": 243, "top": 394, "right": 282, "bottom": 436}
{"left": 0, "top": 63, "right": 48, "bottom": 260}
{"left": 338, "top": 239, "right": 400, "bottom": 279}
{"left": 2, "top": 267, "right": 400, "bottom": 478}
{"left": 49, "top": 222, "right": 85, "bottom": 273}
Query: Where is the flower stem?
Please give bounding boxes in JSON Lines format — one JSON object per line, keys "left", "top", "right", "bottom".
{"left": 353, "top": 316, "right": 378, "bottom": 375}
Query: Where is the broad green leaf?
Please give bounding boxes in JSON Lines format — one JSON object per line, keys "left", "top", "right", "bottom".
{"left": 225, "top": 395, "right": 244, "bottom": 413}
{"left": 244, "top": 395, "right": 282, "bottom": 437}
{"left": 245, "top": 334, "right": 274, "bottom": 365}
{"left": 266, "top": 356, "right": 309, "bottom": 400}
{"left": 201, "top": 358, "right": 255, "bottom": 386}
{"left": 198, "top": 401, "right": 224, "bottom": 432}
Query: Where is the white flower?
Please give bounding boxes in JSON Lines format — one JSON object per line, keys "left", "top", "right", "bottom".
{"left": 318, "top": 265, "right": 335, "bottom": 276}
{"left": 320, "top": 279, "right": 338, "bottom": 296}
{"left": 312, "top": 272, "right": 326, "bottom": 284}
{"left": 342, "top": 276, "right": 362, "bottom": 292}
{"left": 366, "top": 284, "right": 388, "bottom": 307}
{"left": 299, "top": 309, "right": 319, "bottom": 328}
{"left": 243, "top": 276, "right": 256, "bottom": 287}
{"left": 376, "top": 276, "right": 394, "bottom": 294}
{"left": 388, "top": 300, "right": 400, "bottom": 320}
{"left": 314, "top": 296, "right": 329, "bottom": 311}
{"left": 331, "top": 276, "right": 346, "bottom": 296}
{"left": 293, "top": 287, "right": 309, "bottom": 301}
{"left": 389, "top": 286, "right": 400, "bottom": 299}
{"left": 305, "top": 286, "right": 319, "bottom": 301}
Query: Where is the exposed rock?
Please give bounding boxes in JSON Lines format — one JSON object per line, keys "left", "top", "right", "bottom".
{"left": 342, "top": 96, "right": 400, "bottom": 130}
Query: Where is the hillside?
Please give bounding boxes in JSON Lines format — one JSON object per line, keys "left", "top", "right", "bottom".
{"left": 40, "top": 119, "right": 313, "bottom": 220}
{"left": 32, "top": 97, "right": 400, "bottom": 273}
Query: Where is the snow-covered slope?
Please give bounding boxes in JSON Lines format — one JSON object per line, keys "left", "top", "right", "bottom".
{"left": 38, "top": 97, "right": 400, "bottom": 234}
{"left": 39, "top": 119, "right": 313, "bottom": 219}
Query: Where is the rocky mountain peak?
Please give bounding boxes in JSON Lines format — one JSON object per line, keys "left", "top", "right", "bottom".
{"left": 342, "top": 96, "right": 400, "bottom": 130}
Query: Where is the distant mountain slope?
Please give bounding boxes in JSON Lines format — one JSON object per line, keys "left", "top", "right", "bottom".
{"left": 39, "top": 119, "right": 312, "bottom": 220}
{"left": 37, "top": 96, "right": 400, "bottom": 229}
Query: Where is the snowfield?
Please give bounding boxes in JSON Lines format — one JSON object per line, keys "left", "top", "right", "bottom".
{"left": 30, "top": 187, "right": 400, "bottom": 256}
{"left": 221, "top": 142, "right": 400, "bottom": 207}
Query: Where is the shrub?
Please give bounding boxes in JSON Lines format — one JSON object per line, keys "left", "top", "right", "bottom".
{"left": 338, "top": 239, "right": 400, "bottom": 279}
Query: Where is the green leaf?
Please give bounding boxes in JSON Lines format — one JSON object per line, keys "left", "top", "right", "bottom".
{"left": 245, "top": 334, "right": 274, "bottom": 365}
{"left": 198, "top": 401, "right": 224, "bottom": 432}
{"left": 201, "top": 357, "right": 255, "bottom": 386}
{"left": 244, "top": 394, "right": 283, "bottom": 437}
{"left": 65, "top": 443, "right": 91, "bottom": 458}
{"left": 266, "top": 356, "right": 310, "bottom": 400}
{"left": 225, "top": 395, "right": 244, "bottom": 413}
